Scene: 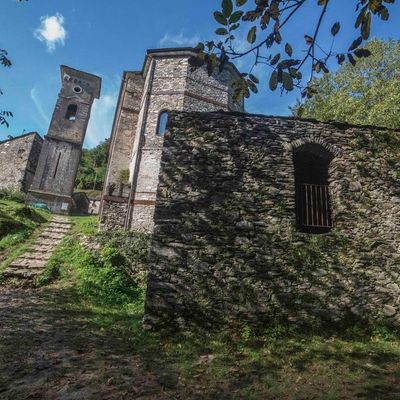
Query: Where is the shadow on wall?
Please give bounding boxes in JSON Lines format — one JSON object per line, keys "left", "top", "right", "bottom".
{"left": 144, "top": 111, "right": 400, "bottom": 331}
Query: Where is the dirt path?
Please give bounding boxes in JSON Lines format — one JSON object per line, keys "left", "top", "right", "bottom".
{"left": 0, "top": 285, "right": 177, "bottom": 400}
{"left": 1, "top": 284, "right": 400, "bottom": 399}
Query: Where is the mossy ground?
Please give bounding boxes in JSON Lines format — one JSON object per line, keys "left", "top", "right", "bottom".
{"left": 0, "top": 213, "right": 399, "bottom": 399}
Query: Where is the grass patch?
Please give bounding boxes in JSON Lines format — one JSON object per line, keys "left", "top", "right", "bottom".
{"left": 0, "top": 198, "right": 51, "bottom": 272}
{"left": 70, "top": 215, "right": 98, "bottom": 235}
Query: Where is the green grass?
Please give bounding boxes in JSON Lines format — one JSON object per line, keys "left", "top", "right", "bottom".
{"left": 32, "top": 217, "right": 400, "bottom": 398}
{"left": 0, "top": 198, "right": 52, "bottom": 272}
{"left": 70, "top": 215, "right": 99, "bottom": 235}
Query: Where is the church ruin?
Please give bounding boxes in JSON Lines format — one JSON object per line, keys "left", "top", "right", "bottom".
{"left": 100, "top": 48, "right": 243, "bottom": 232}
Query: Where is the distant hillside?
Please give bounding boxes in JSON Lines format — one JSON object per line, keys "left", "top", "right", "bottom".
{"left": 75, "top": 140, "right": 109, "bottom": 192}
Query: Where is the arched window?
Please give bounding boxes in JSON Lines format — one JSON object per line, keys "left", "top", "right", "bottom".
{"left": 65, "top": 104, "right": 78, "bottom": 121}
{"left": 293, "top": 143, "right": 333, "bottom": 234}
{"left": 156, "top": 111, "right": 169, "bottom": 135}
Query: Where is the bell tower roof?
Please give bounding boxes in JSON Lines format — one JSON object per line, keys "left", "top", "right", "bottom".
{"left": 60, "top": 65, "right": 102, "bottom": 99}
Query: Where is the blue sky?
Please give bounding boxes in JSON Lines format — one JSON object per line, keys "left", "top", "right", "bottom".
{"left": 1, "top": 0, "right": 399, "bottom": 148}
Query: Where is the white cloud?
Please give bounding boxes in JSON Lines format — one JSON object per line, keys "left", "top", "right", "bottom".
{"left": 30, "top": 87, "right": 50, "bottom": 127}
{"left": 34, "top": 13, "right": 66, "bottom": 53}
{"left": 159, "top": 31, "right": 201, "bottom": 47}
{"left": 85, "top": 77, "right": 119, "bottom": 148}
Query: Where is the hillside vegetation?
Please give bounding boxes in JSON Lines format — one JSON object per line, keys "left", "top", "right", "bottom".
{"left": 0, "top": 192, "right": 51, "bottom": 271}
{"left": 75, "top": 139, "right": 108, "bottom": 192}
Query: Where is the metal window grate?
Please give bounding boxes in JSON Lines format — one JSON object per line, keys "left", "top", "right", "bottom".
{"left": 296, "top": 183, "right": 333, "bottom": 229}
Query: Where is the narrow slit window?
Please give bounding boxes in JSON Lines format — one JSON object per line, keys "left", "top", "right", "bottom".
{"left": 53, "top": 152, "right": 61, "bottom": 178}
{"left": 293, "top": 144, "right": 333, "bottom": 234}
{"left": 156, "top": 111, "right": 169, "bottom": 136}
{"left": 65, "top": 104, "right": 78, "bottom": 121}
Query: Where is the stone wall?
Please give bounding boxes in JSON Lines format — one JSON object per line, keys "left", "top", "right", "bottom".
{"left": 100, "top": 199, "right": 129, "bottom": 230}
{"left": 102, "top": 72, "right": 144, "bottom": 195}
{"left": 144, "top": 111, "right": 400, "bottom": 330}
{"left": 0, "top": 132, "right": 43, "bottom": 192}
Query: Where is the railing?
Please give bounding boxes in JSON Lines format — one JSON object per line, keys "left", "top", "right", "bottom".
{"left": 296, "top": 183, "right": 333, "bottom": 229}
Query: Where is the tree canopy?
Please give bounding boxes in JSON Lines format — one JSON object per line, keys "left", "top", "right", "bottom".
{"left": 75, "top": 140, "right": 109, "bottom": 192}
{"left": 291, "top": 39, "right": 400, "bottom": 129}
{"left": 190, "top": 0, "right": 396, "bottom": 100}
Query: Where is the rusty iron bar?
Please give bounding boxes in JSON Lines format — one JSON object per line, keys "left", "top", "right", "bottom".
{"left": 297, "top": 183, "right": 332, "bottom": 228}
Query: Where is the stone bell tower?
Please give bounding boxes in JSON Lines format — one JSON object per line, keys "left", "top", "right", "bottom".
{"left": 27, "top": 66, "right": 101, "bottom": 214}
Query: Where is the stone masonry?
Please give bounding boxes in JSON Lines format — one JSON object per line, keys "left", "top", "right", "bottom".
{"left": 100, "top": 48, "right": 243, "bottom": 232}
{"left": 144, "top": 111, "right": 400, "bottom": 330}
{"left": 0, "top": 132, "right": 43, "bottom": 192}
{"left": 27, "top": 66, "right": 101, "bottom": 214}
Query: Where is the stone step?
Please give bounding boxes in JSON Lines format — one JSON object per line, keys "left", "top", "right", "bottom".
{"left": 47, "top": 224, "right": 72, "bottom": 229}
{"left": 25, "top": 252, "right": 52, "bottom": 261}
{"left": 3, "top": 269, "right": 42, "bottom": 279}
{"left": 9, "top": 259, "right": 46, "bottom": 269}
{"left": 35, "top": 239, "right": 64, "bottom": 247}
{"left": 52, "top": 218, "right": 72, "bottom": 223}
{"left": 2, "top": 216, "right": 73, "bottom": 281}
{"left": 39, "top": 232, "right": 67, "bottom": 240}
{"left": 45, "top": 227, "right": 71, "bottom": 233}
{"left": 30, "top": 245, "right": 54, "bottom": 252}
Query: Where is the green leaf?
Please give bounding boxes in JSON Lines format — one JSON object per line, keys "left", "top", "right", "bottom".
{"left": 354, "top": 48, "right": 372, "bottom": 58}
{"left": 216, "top": 28, "right": 229, "bottom": 35}
{"left": 249, "top": 74, "right": 259, "bottom": 84}
{"left": 289, "top": 67, "right": 298, "bottom": 78}
{"left": 229, "top": 11, "right": 243, "bottom": 24}
{"left": 269, "top": 71, "right": 278, "bottom": 91}
{"left": 285, "top": 43, "right": 293, "bottom": 57}
{"left": 282, "top": 72, "right": 294, "bottom": 91}
{"left": 331, "top": 22, "right": 340, "bottom": 36}
{"left": 348, "top": 53, "right": 357, "bottom": 66}
{"left": 270, "top": 53, "right": 280, "bottom": 65}
{"left": 222, "top": 0, "right": 233, "bottom": 18}
{"left": 236, "top": 0, "right": 248, "bottom": 6}
{"left": 379, "top": 6, "right": 389, "bottom": 21}
{"left": 348, "top": 36, "right": 363, "bottom": 51}
{"left": 195, "top": 42, "right": 205, "bottom": 52}
{"left": 361, "top": 12, "right": 371, "bottom": 40}
{"left": 247, "top": 80, "right": 258, "bottom": 93}
{"left": 247, "top": 26, "right": 257, "bottom": 44}
{"left": 214, "top": 11, "right": 228, "bottom": 25}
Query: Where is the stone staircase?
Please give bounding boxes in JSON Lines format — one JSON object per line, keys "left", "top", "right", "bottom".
{"left": 2, "top": 216, "right": 72, "bottom": 280}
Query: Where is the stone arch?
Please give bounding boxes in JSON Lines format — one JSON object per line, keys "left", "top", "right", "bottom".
{"left": 284, "top": 135, "right": 342, "bottom": 158}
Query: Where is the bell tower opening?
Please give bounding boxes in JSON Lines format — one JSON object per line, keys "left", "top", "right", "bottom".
{"left": 65, "top": 104, "right": 78, "bottom": 121}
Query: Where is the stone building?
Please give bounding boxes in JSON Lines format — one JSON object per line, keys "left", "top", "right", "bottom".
{"left": 27, "top": 66, "right": 101, "bottom": 214}
{"left": 100, "top": 48, "right": 243, "bottom": 232}
{"left": 0, "top": 132, "right": 43, "bottom": 192}
{"left": 100, "top": 47, "right": 400, "bottom": 329}
{"left": 143, "top": 111, "right": 400, "bottom": 329}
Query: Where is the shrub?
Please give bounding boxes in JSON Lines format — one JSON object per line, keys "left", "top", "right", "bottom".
{"left": 95, "top": 231, "right": 151, "bottom": 285}
{"left": 0, "top": 189, "right": 26, "bottom": 203}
